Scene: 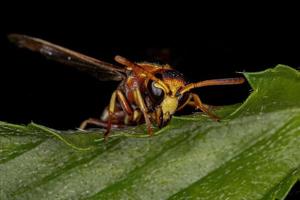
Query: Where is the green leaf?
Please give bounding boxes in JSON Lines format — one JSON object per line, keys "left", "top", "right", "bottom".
{"left": 1, "top": 65, "right": 300, "bottom": 200}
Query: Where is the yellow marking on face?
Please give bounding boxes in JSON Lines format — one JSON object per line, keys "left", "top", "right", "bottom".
{"left": 161, "top": 96, "right": 178, "bottom": 120}
{"left": 150, "top": 77, "right": 186, "bottom": 122}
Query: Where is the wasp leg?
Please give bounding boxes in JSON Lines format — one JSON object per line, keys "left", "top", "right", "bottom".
{"left": 177, "top": 95, "right": 193, "bottom": 111}
{"left": 116, "top": 90, "right": 133, "bottom": 115}
{"left": 104, "top": 90, "right": 136, "bottom": 138}
{"left": 116, "top": 90, "right": 144, "bottom": 126}
{"left": 134, "top": 88, "right": 153, "bottom": 135}
{"left": 186, "top": 101, "right": 214, "bottom": 111}
{"left": 102, "top": 91, "right": 119, "bottom": 138}
{"left": 79, "top": 91, "right": 118, "bottom": 139}
{"left": 79, "top": 118, "right": 125, "bottom": 129}
{"left": 191, "top": 93, "right": 220, "bottom": 121}
{"left": 177, "top": 95, "right": 214, "bottom": 112}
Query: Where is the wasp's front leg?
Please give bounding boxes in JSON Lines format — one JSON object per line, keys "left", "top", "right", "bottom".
{"left": 133, "top": 88, "right": 153, "bottom": 135}
{"left": 191, "top": 93, "right": 220, "bottom": 121}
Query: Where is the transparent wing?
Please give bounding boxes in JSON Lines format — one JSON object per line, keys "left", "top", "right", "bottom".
{"left": 8, "top": 34, "right": 126, "bottom": 81}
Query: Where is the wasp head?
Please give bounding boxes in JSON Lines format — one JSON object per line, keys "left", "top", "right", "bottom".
{"left": 147, "top": 69, "right": 189, "bottom": 127}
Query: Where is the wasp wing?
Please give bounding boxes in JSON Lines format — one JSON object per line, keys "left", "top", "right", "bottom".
{"left": 8, "top": 34, "right": 126, "bottom": 81}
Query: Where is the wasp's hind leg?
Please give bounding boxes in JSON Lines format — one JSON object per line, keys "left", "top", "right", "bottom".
{"left": 79, "top": 90, "right": 119, "bottom": 139}
{"left": 80, "top": 89, "right": 135, "bottom": 139}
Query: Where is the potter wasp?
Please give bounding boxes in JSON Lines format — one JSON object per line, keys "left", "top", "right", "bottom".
{"left": 8, "top": 34, "right": 245, "bottom": 138}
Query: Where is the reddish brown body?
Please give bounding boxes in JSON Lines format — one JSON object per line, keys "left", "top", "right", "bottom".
{"left": 98, "top": 63, "right": 188, "bottom": 129}
{"left": 8, "top": 34, "right": 245, "bottom": 139}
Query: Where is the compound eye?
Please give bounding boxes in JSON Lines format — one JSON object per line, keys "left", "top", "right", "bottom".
{"left": 147, "top": 80, "right": 164, "bottom": 104}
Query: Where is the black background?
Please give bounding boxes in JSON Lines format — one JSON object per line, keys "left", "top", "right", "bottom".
{"left": 2, "top": 25, "right": 300, "bottom": 129}
{"left": 1, "top": 27, "right": 258, "bottom": 129}
{"left": 0, "top": 5, "right": 300, "bottom": 199}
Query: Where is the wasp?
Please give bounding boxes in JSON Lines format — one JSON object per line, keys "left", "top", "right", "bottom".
{"left": 8, "top": 34, "right": 245, "bottom": 138}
